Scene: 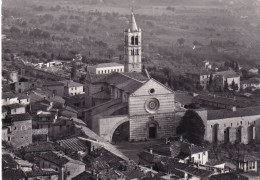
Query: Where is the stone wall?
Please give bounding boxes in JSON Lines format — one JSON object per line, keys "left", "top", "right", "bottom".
{"left": 11, "top": 119, "right": 32, "bottom": 148}
{"left": 206, "top": 115, "right": 260, "bottom": 144}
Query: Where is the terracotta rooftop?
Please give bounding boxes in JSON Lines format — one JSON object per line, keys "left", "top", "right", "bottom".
{"left": 57, "top": 137, "right": 88, "bottom": 151}
{"left": 2, "top": 92, "right": 17, "bottom": 99}
{"left": 38, "top": 152, "right": 69, "bottom": 166}
{"left": 3, "top": 168, "right": 26, "bottom": 179}
{"left": 25, "top": 168, "right": 59, "bottom": 178}
{"left": 8, "top": 113, "right": 32, "bottom": 122}
{"left": 60, "top": 80, "right": 83, "bottom": 87}
{"left": 215, "top": 70, "right": 240, "bottom": 78}
{"left": 72, "top": 171, "right": 96, "bottom": 180}
{"left": 207, "top": 106, "right": 260, "bottom": 120}
{"left": 209, "top": 172, "right": 248, "bottom": 180}
{"left": 94, "top": 62, "right": 124, "bottom": 68}
{"left": 23, "top": 142, "right": 56, "bottom": 153}
{"left": 2, "top": 154, "right": 18, "bottom": 169}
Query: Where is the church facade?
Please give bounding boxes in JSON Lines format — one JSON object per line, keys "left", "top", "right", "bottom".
{"left": 84, "top": 12, "right": 181, "bottom": 141}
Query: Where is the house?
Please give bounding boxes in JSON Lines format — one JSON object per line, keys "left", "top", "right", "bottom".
{"left": 87, "top": 63, "right": 125, "bottom": 75}
{"left": 237, "top": 155, "right": 258, "bottom": 172}
{"left": 2, "top": 92, "right": 19, "bottom": 105}
{"left": 18, "top": 94, "right": 30, "bottom": 105}
{"left": 214, "top": 70, "right": 240, "bottom": 91}
{"left": 2, "top": 153, "right": 59, "bottom": 180}
{"left": 157, "top": 160, "right": 213, "bottom": 180}
{"left": 14, "top": 77, "right": 36, "bottom": 93}
{"left": 43, "top": 81, "right": 65, "bottom": 97}
{"left": 241, "top": 77, "right": 260, "bottom": 90}
{"left": 48, "top": 117, "right": 75, "bottom": 140}
{"left": 60, "top": 80, "right": 84, "bottom": 96}
{"left": 38, "top": 151, "right": 86, "bottom": 180}
{"left": 186, "top": 70, "right": 214, "bottom": 90}
{"left": 3, "top": 113, "right": 33, "bottom": 148}
{"left": 171, "top": 141, "right": 209, "bottom": 165}
{"left": 3, "top": 103, "right": 26, "bottom": 115}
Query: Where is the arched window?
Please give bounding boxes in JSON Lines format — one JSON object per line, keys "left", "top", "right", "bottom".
{"left": 136, "top": 49, "right": 139, "bottom": 55}
{"left": 135, "top": 36, "right": 138, "bottom": 45}
{"left": 132, "top": 49, "right": 134, "bottom": 55}
{"left": 131, "top": 36, "right": 135, "bottom": 45}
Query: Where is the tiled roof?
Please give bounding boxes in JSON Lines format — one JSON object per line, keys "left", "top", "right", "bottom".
{"left": 215, "top": 70, "right": 239, "bottom": 78}
{"left": 85, "top": 72, "right": 109, "bottom": 83}
{"left": 174, "top": 91, "right": 193, "bottom": 105}
{"left": 4, "top": 103, "right": 26, "bottom": 109}
{"left": 60, "top": 80, "right": 83, "bottom": 87}
{"left": 149, "top": 144, "right": 171, "bottom": 156}
{"left": 38, "top": 152, "right": 69, "bottom": 166}
{"left": 94, "top": 63, "right": 124, "bottom": 68}
{"left": 23, "top": 142, "right": 56, "bottom": 153}
{"left": 106, "top": 73, "right": 144, "bottom": 93}
{"left": 2, "top": 154, "right": 18, "bottom": 169}
{"left": 2, "top": 92, "right": 17, "bottom": 99}
{"left": 57, "top": 137, "right": 88, "bottom": 151}
{"left": 181, "top": 141, "right": 208, "bottom": 155}
{"left": 194, "top": 94, "right": 250, "bottom": 108}
{"left": 3, "top": 168, "right": 26, "bottom": 179}
{"left": 25, "top": 168, "right": 59, "bottom": 177}
{"left": 72, "top": 171, "right": 96, "bottom": 180}
{"left": 209, "top": 173, "right": 248, "bottom": 180}
{"left": 8, "top": 113, "right": 32, "bottom": 122}
{"left": 241, "top": 77, "right": 260, "bottom": 84}
{"left": 92, "top": 90, "right": 110, "bottom": 99}
{"left": 208, "top": 106, "right": 260, "bottom": 120}
{"left": 43, "top": 81, "right": 64, "bottom": 87}
{"left": 238, "top": 154, "right": 259, "bottom": 162}
{"left": 121, "top": 72, "right": 149, "bottom": 82}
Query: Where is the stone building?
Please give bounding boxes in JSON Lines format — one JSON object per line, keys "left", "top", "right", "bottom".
{"left": 186, "top": 70, "right": 214, "bottom": 90}
{"left": 3, "top": 113, "right": 33, "bottom": 148}
{"left": 38, "top": 151, "right": 86, "bottom": 180}
{"left": 87, "top": 63, "right": 124, "bottom": 75}
{"left": 214, "top": 70, "right": 241, "bottom": 91}
{"left": 205, "top": 106, "right": 260, "bottom": 144}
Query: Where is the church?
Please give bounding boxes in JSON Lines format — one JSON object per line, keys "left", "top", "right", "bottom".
{"left": 83, "top": 12, "right": 185, "bottom": 142}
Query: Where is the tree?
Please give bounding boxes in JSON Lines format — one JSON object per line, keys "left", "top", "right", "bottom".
{"left": 177, "top": 38, "right": 185, "bottom": 46}
{"left": 231, "top": 79, "right": 238, "bottom": 91}
{"left": 224, "top": 80, "right": 229, "bottom": 91}
{"left": 177, "top": 110, "right": 205, "bottom": 145}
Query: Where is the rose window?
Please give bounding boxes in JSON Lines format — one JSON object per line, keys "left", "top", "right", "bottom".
{"left": 145, "top": 98, "right": 160, "bottom": 113}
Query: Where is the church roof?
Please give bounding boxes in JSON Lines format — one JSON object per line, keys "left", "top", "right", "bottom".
{"left": 94, "top": 63, "right": 124, "bottom": 68}
{"left": 130, "top": 11, "right": 138, "bottom": 31}
{"left": 207, "top": 106, "right": 260, "bottom": 120}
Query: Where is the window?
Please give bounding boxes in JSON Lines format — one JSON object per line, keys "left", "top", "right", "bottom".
{"left": 149, "top": 88, "right": 155, "bottom": 94}
{"left": 198, "top": 154, "right": 200, "bottom": 159}
{"left": 224, "top": 124, "right": 226, "bottom": 127}
{"left": 203, "top": 152, "right": 206, "bottom": 155}
{"left": 14, "top": 127, "right": 17, "bottom": 130}
{"left": 231, "top": 123, "right": 232, "bottom": 126}
{"left": 8, "top": 137, "right": 10, "bottom": 141}
{"left": 27, "top": 98, "right": 29, "bottom": 102}
{"left": 135, "top": 36, "right": 138, "bottom": 45}
{"left": 75, "top": 87, "right": 77, "bottom": 90}
{"left": 131, "top": 36, "right": 135, "bottom": 45}
{"left": 67, "top": 171, "right": 70, "bottom": 176}
{"left": 71, "top": 88, "right": 73, "bottom": 90}
{"left": 240, "top": 121, "right": 242, "bottom": 125}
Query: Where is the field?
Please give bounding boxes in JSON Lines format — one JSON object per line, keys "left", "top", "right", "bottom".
{"left": 2, "top": 0, "right": 260, "bottom": 74}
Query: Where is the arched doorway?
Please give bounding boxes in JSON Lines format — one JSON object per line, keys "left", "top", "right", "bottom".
{"left": 212, "top": 124, "right": 219, "bottom": 143}
{"left": 224, "top": 127, "right": 230, "bottom": 143}
{"left": 149, "top": 123, "right": 157, "bottom": 139}
{"left": 112, "top": 121, "right": 129, "bottom": 143}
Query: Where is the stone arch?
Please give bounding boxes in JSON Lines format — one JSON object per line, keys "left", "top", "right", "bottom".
{"left": 248, "top": 125, "right": 256, "bottom": 143}
{"left": 212, "top": 124, "right": 219, "bottom": 143}
{"left": 109, "top": 117, "right": 129, "bottom": 142}
{"left": 236, "top": 126, "right": 243, "bottom": 143}
{"left": 224, "top": 127, "right": 230, "bottom": 143}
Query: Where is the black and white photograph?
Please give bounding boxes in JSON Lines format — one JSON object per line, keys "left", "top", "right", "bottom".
{"left": 1, "top": 0, "right": 260, "bottom": 179}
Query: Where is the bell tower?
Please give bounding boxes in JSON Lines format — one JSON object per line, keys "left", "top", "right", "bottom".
{"left": 124, "top": 11, "right": 142, "bottom": 72}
